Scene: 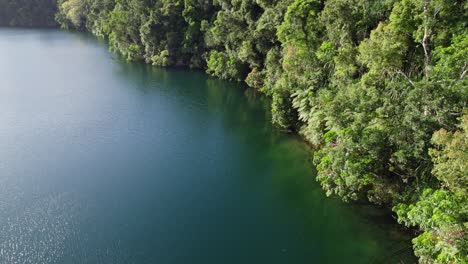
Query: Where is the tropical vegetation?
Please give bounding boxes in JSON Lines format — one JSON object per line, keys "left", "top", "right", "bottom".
{"left": 2, "top": 0, "right": 467, "bottom": 262}
{"left": 0, "top": 0, "right": 57, "bottom": 26}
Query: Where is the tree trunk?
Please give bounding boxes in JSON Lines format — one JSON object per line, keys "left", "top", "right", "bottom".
{"left": 422, "top": 0, "right": 431, "bottom": 76}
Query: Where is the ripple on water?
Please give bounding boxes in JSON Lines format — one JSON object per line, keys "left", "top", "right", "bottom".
{"left": 0, "top": 179, "right": 134, "bottom": 264}
{"left": 0, "top": 192, "right": 80, "bottom": 264}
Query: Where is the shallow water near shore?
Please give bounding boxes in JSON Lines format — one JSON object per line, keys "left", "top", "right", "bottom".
{"left": 0, "top": 28, "right": 415, "bottom": 263}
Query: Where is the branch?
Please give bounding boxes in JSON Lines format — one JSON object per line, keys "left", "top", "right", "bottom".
{"left": 461, "top": 69, "right": 467, "bottom": 80}
{"left": 396, "top": 69, "right": 415, "bottom": 87}
{"left": 460, "top": 62, "right": 467, "bottom": 80}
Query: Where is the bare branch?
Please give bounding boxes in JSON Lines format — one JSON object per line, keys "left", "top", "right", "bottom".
{"left": 461, "top": 70, "right": 467, "bottom": 80}
{"left": 396, "top": 69, "right": 415, "bottom": 87}
{"left": 460, "top": 62, "right": 467, "bottom": 80}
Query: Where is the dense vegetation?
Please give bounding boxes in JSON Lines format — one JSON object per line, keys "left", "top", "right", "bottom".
{"left": 3, "top": 0, "right": 467, "bottom": 262}
{"left": 0, "top": 0, "right": 57, "bottom": 27}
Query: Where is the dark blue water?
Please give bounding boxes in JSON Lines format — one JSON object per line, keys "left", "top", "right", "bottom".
{"left": 0, "top": 28, "right": 415, "bottom": 264}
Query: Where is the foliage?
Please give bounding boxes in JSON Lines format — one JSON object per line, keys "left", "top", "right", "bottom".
{"left": 206, "top": 50, "right": 248, "bottom": 81}
{"left": 430, "top": 115, "right": 468, "bottom": 195}
{"left": 0, "top": 0, "right": 57, "bottom": 27}
{"left": 394, "top": 188, "right": 467, "bottom": 263}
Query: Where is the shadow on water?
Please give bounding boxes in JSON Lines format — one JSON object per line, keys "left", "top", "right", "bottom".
{"left": 112, "top": 60, "right": 417, "bottom": 263}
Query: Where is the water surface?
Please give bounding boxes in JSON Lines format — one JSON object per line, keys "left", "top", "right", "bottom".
{"left": 0, "top": 28, "right": 414, "bottom": 263}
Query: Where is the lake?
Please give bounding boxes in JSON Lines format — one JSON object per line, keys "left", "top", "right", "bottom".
{"left": 0, "top": 28, "right": 415, "bottom": 263}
